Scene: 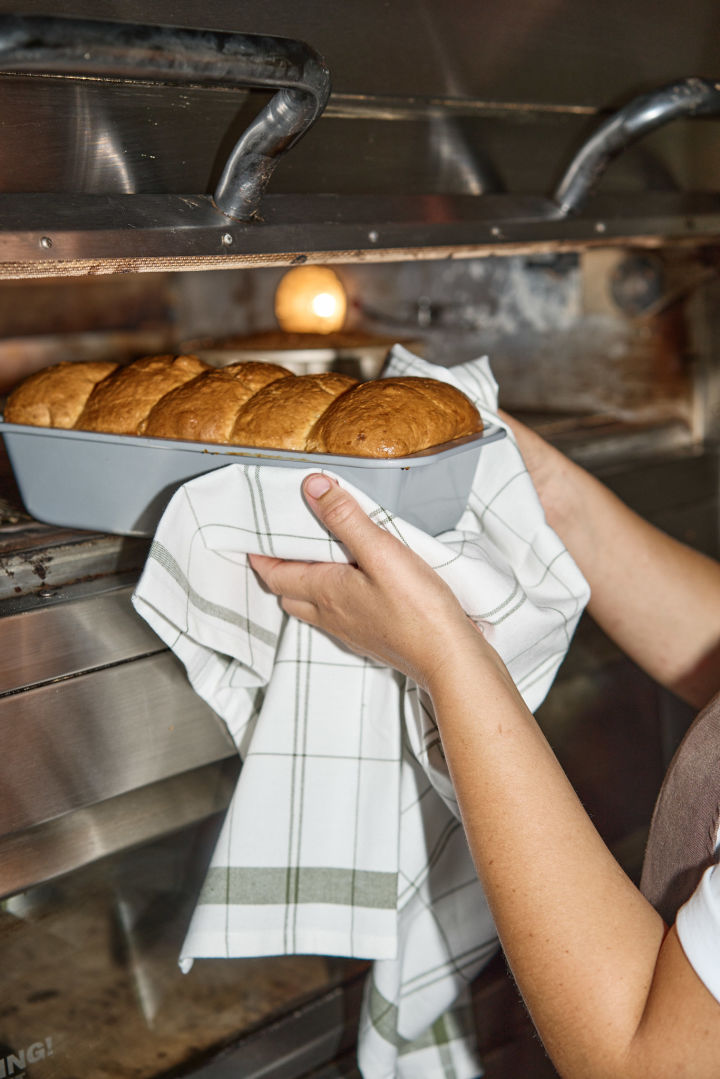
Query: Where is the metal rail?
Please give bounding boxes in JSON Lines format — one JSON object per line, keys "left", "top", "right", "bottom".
{"left": 554, "top": 77, "right": 720, "bottom": 215}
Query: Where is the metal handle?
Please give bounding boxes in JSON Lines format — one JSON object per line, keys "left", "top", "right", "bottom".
{"left": 0, "top": 13, "right": 331, "bottom": 221}
{"left": 554, "top": 77, "right": 720, "bottom": 216}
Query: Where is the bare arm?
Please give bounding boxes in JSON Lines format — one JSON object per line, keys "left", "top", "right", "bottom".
{"left": 502, "top": 412, "right": 720, "bottom": 708}
{"left": 249, "top": 473, "right": 720, "bottom": 1079}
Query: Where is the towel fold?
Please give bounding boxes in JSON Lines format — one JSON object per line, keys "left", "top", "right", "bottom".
{"left": 132, "top": 347, "right": 589, "bottom": 1078}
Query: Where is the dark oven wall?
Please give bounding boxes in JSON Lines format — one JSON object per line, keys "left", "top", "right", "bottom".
{"left": 1, "top": 0, "right": 720, "bottom": 202}
{"left": 0, "top": 2, "right": 719, "bottom": 275}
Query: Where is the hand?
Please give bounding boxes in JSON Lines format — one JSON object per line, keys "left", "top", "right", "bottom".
{"left": 248, "top": 473, "right": 485, "bottom": 690}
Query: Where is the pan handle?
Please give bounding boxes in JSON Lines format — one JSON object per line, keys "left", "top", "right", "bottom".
{"left": 553, "top": 77, "right": 720, "bottom": 216}
{"left": 0, "top": 13, "right": 331, "bottom": 221}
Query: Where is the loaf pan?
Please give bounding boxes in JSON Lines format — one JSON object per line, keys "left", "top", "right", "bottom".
{"left": 0, "top": 421, "right": 506, "bottom": 537}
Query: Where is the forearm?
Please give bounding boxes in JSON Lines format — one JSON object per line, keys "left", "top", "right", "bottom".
{"left": 252, "top": 473, "right": 720, "bottom": 1076}
{"left": 428, "top": 641, "right": 713, "bottom": 1078}
{"left": 504, "top": 414, "right": 720, "bottom": 706}
{"left": 550, "top": 453, "right": 720, "bottom": 705}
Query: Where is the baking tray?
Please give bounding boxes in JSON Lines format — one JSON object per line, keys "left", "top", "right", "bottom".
{"left": 0, "top": 421, "right": 506, "bottom": 537}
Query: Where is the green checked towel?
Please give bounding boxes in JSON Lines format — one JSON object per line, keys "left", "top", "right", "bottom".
{"left": 132, "top": 350, "right": 590, "bottom": 1078}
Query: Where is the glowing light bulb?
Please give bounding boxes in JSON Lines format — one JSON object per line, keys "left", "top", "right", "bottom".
{"left": 311, "top": 292, "right": 337, "bottom": 319}
{"left": 274, "top": 266, "right": 347, "bottom": 334}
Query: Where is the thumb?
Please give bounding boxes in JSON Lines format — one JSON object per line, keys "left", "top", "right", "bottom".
{"left": 302, "top": 473, "right": 385, "bottom": 565}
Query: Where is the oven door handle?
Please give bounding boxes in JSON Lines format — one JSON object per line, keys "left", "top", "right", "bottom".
{"left": 553, "top": 77, "right": 720, "bottom": 216}
{"left": 0, "top": 13, "right": 331, "bottom": 222}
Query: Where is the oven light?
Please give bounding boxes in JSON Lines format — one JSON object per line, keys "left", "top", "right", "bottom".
{"left": 274, "top": 265, "right": 347, "bottom": 334}
{"left": 312, "top": 291, "right": 338, "bottom": 319}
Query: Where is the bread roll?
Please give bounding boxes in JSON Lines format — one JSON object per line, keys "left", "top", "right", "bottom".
{"left": 141, "top": 361, "right": 293, "bottom": 443}
{"left": 4, "top": 360, "right": 118, "bottom": 429}
{"left": 306, "top": 376, "right": 483, "bottom": 457}
{"left": 5, "top": 353, "right": 483, "bottom": 459}
{"left": 74, "top": 354, "right": 210, "bottom": 436}
{"left": 230, "top": 371, "right": 357, "bottom": 450}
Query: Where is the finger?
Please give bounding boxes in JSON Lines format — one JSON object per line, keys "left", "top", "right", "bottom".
{"left": 249, "top": 551, "right": 319, "bottom": 601}
{"left": 247, "top": 552, "right": 285, "bottom": 593}
{"left": 280, "top": 596, "right": 320, "bottom": 627}
{"left": 302, "top": 473, "right": 392, "bottom": 570}
{"left": 248, "top": 552, "right": 283, "bottom": 576}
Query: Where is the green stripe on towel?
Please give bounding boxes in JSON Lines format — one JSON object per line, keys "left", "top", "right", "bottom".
{"left": 198, "top": 865, "right": 398, "bottom": 909}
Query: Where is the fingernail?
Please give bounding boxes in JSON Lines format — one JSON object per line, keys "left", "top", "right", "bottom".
{"left": 304, "top": 473, "right": 333, "bottom": 499}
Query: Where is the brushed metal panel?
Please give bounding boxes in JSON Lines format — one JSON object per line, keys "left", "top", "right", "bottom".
{"left": 0, "top": 78, "right": 711, "bottom": 203}
{"left": 0, "top": 5, "right": 716, "bottom": 270}
{"left": 0, "top": 651, "right": 237, "bottom": 837}
{"left": 0, "top": 759, "right": 238, "bottom": 900}
{"left": 0, "top": 585, "right": 163, "bottom": 694}
{"left": 4, "top": 0, "right": 718, "bottom": 106}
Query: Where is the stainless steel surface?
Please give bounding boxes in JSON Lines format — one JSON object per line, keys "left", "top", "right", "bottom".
{"left": 0, "top": 534, "right": 149, "bottom": 601}
{"left": 0, "top": 649, "right": 236, "bottom": 836}
{"left": 554, "top": 78, "right": 720, "bottom": 215}
{"left": 0, "top": 5, "right": 716, "bottom": 272}
{"left": 0, "top": 584, "right": 162, "bottom": 693}
{"left": 0, "top": 574, "right": 239, "bottom": 899}
{"left": 1, "top": 191, "right": 720, "bottom": 278}
{"left": 0, "top": 839, "right": 362, "bottom": 1079}
{"left": 0, "top": 760, "right": 237, "bottom": 901}
{"left": 0, "top": 0, "right": 716, "bottom": 107}
{"left": 0, "top": 14, "right": 331, "bottom": 222}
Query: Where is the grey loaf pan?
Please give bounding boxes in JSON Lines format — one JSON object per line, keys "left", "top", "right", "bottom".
{"left": 0, "top": 421, "right": 506, "bottom": 538}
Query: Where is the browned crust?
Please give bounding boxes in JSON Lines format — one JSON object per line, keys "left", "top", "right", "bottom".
{"left": 4, "top": 360, "right": 119, "bottom": 429}
{"left": 6, "top": 356, "right": 482, "bottom": 459}
{"left": 75, "top": 354, "right": 211, "bottom": 436}
{"left": 306, "top": 376, "right": 483, "bottom": 457}
{"left": 141, "top": 361, "right": 294, "bottom": 443}
{"left": 230, "top": 372, "right": 357, "bottom": 450}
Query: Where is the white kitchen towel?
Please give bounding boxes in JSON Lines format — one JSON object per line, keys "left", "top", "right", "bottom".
{"left": 132, "top": 348, "right": 590, "bottom": 1078}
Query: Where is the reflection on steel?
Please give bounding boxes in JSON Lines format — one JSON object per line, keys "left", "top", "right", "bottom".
{"left": 0, "top": 585, "right": 162, "bottom": 694}
{"left": 0, "top": 651, "right": 237, "bottom": 836}
{"left": 0, "top": 578, "right": 240, "bottom": 900}
{"left": 554, "top": 77, "right": 720, "bottom": 215}
{"left": 0, "top": 762, "right": 237, "bottom": 901}
{"left": 428, "top": 113, "right": 502, "bottom": 196}
{"left": 69, "top": 84, "right": 135, "bottom": 193}
{"left": 0, "top": 13, "right": 331, "bottom": 221}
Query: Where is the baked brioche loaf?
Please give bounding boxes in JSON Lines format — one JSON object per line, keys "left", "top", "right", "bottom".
{"left": 306, "top": 376, "right": 483, "bottom": 457}
{"left": 4, "top": 355, "right": 482, "bottom": 457}
{"left": 75, "top": 353, "right": 210, "bottom": 436}
{"left": 230, "top": 371, "right": 358, "bottom": 450}
{"left": 4, "top": 360, "right": 119, "bottom": 429}
{"left": 142, "top": 361, "right": 292, "bottom": 443}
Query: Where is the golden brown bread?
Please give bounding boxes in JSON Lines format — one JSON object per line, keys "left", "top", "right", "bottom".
{"left": 306, "top": 376, "right": 483, "bottom": 457}
{"left": 4, "top": 354, "right": 483, "bottom": 457}
{"left": 142, "top": 361, "right": 293, "bottom": 443}
{"left": 75, "top": 354, "right": 210, "bottom": 436}
{"left": 4, "top": 360, "right": 119, "bottom": 429}
{"left": 230, "top": 371, "right": 357, "bottom": 450}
